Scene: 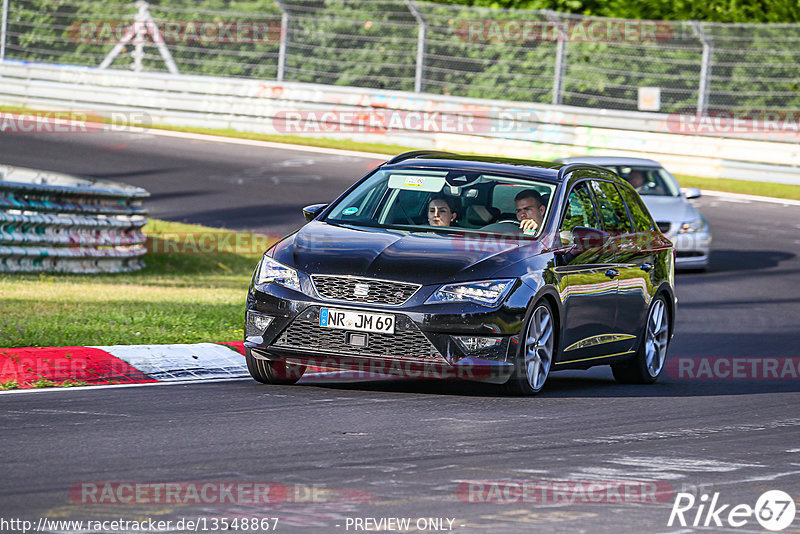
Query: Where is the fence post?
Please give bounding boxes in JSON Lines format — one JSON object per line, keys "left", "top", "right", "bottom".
{"left": 546, "top": 11, "right": 567, "bottom": 106}
{"left": 1, "top": 0, "right": 9, "bottom": 61}
{"left": 275, "top": 0, "right": 289, "bottom": 82}
{"left": 99, "top": 1, "right": 178, "bottom": 74}
{"left": 406, "top": 0, "right": 426, "bottom": 93}
{"left": 690, "top": 21, "right": 712, "bottom": 115}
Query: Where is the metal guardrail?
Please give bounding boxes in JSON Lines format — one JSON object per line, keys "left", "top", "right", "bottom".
{"left": 0, "top": 61, "right": 798, "bottom": 185}
{"left": 2, "top": 0, "right": 799, "bottom": 114}
{"left": 0, "top": 164, "right": 148, "bottom": 273}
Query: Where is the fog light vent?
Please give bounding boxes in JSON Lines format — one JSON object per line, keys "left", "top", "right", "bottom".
{"left": 453, "top": 336, "right": 502, "bottom": 353}
{"left": 246, "top": 311, "right": 274, "bottom": 336}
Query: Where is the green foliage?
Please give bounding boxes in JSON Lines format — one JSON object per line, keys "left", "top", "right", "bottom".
{"left": 442, "top": 0, "right": 800, "bottom": 22}
{"left": 5, "top": 0, "right": 799, "bottom": 111}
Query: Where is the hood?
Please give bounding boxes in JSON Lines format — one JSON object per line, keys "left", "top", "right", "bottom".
{"left": 640, "top": 195, "right": 700, "bottom": 224}
{"left": 272, "top": 221, "right": 541, "bottom": 284}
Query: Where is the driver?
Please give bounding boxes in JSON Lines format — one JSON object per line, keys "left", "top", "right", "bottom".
{"left": 626, "top": 170, "right": 646, "bottom": 190}
{"left": 427, "top": 195, "right": 459, "bottom": 227}
{"left": 515, "top": 190, "right": 546, "bottom": 234}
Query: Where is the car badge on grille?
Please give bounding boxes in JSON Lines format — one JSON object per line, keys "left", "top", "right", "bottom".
{"left": 394, "top": 291, "right": 405, "bottom": 299}
{"left": 353, "top": 283, "right": 370, "bottom": 297}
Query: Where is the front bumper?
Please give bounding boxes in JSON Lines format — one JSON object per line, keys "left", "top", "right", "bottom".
{"left": 244, "top": 278, "right": 532, "bottom": 384}
{"left": 670, "top": 230, "right": 711, "bottom": 269}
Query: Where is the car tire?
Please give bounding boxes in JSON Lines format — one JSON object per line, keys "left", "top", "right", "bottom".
{"left": 612, "top": 294, "right": 670, "bottom": 384}
{"left": 245, "top": 348, "right": 306, "bottom": 385}
{"left": 504, "top": 300, "right": 556, "bottom": 396}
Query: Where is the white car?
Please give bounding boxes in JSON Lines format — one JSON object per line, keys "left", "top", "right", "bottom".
{"left": 556, "top": 157, "right": 711, "bottom": 270}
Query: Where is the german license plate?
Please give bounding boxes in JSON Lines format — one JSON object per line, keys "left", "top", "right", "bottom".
{"left": 319, "top": 308, "right": 395, "bottom": 334}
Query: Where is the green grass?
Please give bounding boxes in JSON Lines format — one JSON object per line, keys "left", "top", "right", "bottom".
{"left": 674, "top": 174, "right": 800, "bottom": 201}
{"left": 3, "top": 104, "right": 797, "bottom": 201}
{"left": 0, "top": 219, "right": 272, "bottom": 348}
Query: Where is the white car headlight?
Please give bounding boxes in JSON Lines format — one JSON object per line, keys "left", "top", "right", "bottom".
{"left": 256, "top": 255, "right": 301, "bottom": 291}
{"left": 426, "top": 279, "right": 514, "bottom": 307}
{"left": 678, "top": 217, "right": 708, "bottom": 234}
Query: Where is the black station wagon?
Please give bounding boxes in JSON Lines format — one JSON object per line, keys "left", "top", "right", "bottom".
{"left": 244, "top": 152, "right": 675, "bottom": 395}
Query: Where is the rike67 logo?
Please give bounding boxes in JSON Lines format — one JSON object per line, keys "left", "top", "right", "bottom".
{"left": 669, "top": 490, "right": 796, "bottom": 531}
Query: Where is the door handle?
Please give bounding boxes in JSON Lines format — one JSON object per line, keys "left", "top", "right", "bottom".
{"left": 605, "top": 269, "right": 619, "bottom": 278}
{"left": 640, "top": 263, "right": 653, "bottom": 272}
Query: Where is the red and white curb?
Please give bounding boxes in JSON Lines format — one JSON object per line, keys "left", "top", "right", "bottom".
{"left": 0, "top": 342, "right": 395, "bottom": 390}
{"left": 0, "top": 342, "right": 250, "bottom": 389}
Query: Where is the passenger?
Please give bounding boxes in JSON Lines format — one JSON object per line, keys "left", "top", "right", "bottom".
{"left": 515, "top": 189, "right": 546, "bottom": 234}
{"left": 427, "top": 195, "right": 459, "bottom": 227}
{"left": 627, "top": 170, "right": 646, "bottom": 189}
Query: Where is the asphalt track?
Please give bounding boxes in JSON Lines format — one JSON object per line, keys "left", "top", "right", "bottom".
{"left": 1, "top": 130, "right": 799, "bottom": 533}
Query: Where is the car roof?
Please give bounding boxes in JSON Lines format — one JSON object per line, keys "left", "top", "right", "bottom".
{"left": 382, "top": 151, "right": 608, "bottom": 182}
{"left": 555, "top": 156, "right": 663, "bottom": 167}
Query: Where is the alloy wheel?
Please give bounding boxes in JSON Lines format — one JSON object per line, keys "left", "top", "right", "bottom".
{"left": 645, "top": 298, "right": 669, "bottom": 377}
{"left": 524, "top": 304, "right": 554, "bottom": 391}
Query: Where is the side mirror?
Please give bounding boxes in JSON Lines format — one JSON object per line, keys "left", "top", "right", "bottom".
{"left": 302, "top": 204, "right": 327, "bottom": 222}
{"left": 571, "top": 226, "right": 609, "bottom": 253}
{"left": 684, "top": 187, "right": 702, "bottom": 199}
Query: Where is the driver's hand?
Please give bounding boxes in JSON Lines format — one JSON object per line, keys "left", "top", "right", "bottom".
{"left": 519, "top": 219, "right": 538, "bottom": 233}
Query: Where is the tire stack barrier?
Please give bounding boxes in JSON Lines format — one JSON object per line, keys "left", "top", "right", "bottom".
{"left": 0, "top": 164, "right": 149, "bottom": 273}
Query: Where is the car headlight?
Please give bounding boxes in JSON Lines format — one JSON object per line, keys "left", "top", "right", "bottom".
{"left": 255, "top": 255, "right": 301, "bottom": 291}
{"left": 678, "top": 217, "right": 708, "bottom": 234}
{"left": 426, "top": 279, "right": 514, "bottom": 307}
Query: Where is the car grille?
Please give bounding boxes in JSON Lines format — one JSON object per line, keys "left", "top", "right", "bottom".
{"left": 272, "top": 307, "right": 444, "bottom": 361}
{"left": 311, "top": 275, "right": 420, "bottom": 306}
{"left": 656, "top": 221, "right": 672, "bottom": 234}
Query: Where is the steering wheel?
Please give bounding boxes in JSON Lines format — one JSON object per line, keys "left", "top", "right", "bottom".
{"left": 480, "top": 220, "right": 521, "bottom": 232}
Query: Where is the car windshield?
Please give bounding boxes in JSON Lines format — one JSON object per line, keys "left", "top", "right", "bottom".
{"left": 611, "top": 166, "right": 680, "bottom": 197}
{"left": 325, "top": 167, "right": 557, "bottom": 237}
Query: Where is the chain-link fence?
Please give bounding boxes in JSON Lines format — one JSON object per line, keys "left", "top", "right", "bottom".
{"left": 1, "top": 0, "right": 798, "bottom": 113}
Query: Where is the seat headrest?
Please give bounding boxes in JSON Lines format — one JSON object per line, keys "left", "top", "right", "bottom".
{"left": 465, "top": 205, "right": 500, "bottom": 225}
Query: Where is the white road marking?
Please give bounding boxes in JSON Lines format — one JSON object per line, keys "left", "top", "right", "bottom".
{"left": 575, "top": 418, "right": 800, "bottom": 444}
{"left": 606, "top": 456, "right": 763, "bottom": 472}
{"left": 5, "top": 409, "right": 130, "bottom": 417}
{"left": 0, "top": 377, "right": 252, "bottom": 395}
{"left": 143, "top": 127, "right": 389, "bottom": 160}
{"left": 568, "top": 466, "right": 685, "bottom": 480}
{"left": 279, "top": 158, "right": 317, "bottom": 167}
{"left": 709, "top": 197, "right": 751, "bottom": 204}
{"left": 701, "top": 190, "right": 800, "bottom": 207}
{"left": 270, "top": 174, "right": 322, "bottom": 185}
